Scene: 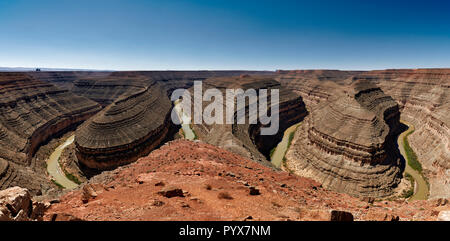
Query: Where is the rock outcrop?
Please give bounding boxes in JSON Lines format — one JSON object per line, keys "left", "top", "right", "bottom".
{"left": 276, "top": 70, "right": 363, "bottom": 108}
{"left": 0, "top": 186, "right": 48, "bottom": 221}
{"left": 191, "top": 76, "right": 307, "bottom": 166}
{"left": 29, "top": 71, "right": 110, "bottom": 91}
{"left": 277, "top": 69, "right": 449, "bottom": 199}
{"left": 285, "top": 81, "right": 403, "bottom": 198}
{"left": 75, "top": 81, "right": 175, "bottom": 170}
{"left": 43, "top": 140, "right": 447, "bottom": 221}
{"left": 357, "top": 69, "right": 450, "bottom": 199}
{"left": 0, "top": 73, "right": 101, "bottom": 191}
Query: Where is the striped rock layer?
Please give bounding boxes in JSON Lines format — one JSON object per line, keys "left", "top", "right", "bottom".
{"left": 285, "top": 81, "right": 403, "bottom": 198}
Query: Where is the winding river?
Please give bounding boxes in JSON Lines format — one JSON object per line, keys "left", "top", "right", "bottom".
{"left": 174, "top": 99, "right": 196, "bottom": 140}
{"left": 270, "top": 119, "right": 428, "bottom": 200}
{"left": 398, "top": 121, "right": 429, "bottom": 200}
{"left": 46, "top": 135, "right": 78, "bottom": 189}
{"left": 270, "top": 123, "right": 302, "bottom": 168}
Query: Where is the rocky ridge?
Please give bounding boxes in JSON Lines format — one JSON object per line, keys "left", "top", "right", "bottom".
{"left": 284, "top": 81, "right": 403, "bottom": 198}
{"left": 0, "top": 73, "right": 101, "bottom": 192}
{"left": 43, "top": 140, "right": 449, "bottom": 221}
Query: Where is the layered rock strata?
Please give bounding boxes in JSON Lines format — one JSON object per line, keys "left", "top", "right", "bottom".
{"left": 0, "top": 73, "right": 101, "bottom": 191}
{"left": 356, "top": 69, "right": 450, "bottom": 198}
{"left": 75, "top": 81, "right": 175, "bottom": 170}
{"left": 44, "top": 140, "right": 448, "bottom": 221}
{"left": 276, "top": 70, "right": 363, "bottom": 108}
{"left": 285, "top": 81, "right": 403, "bottom": 197}
{"left": 29, "top": 71, "right": 110, "bottom": 91}
{"left": 191, "top": 76, "right": 307, "bottom": 166}
{"left": 0, "top": 73, "right": 101, "bottom": 165}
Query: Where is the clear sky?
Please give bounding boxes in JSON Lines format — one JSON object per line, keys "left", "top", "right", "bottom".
{"left": 0, "top": 0, "right": 449, "bottom": 70}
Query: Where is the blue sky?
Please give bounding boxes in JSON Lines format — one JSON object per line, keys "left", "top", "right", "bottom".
{"left": 0, "top": 0, "right": 449, "bottom": 70}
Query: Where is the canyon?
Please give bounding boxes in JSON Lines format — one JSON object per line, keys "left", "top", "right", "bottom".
{"left": 0, "top": 69, "right": 448, "bottom": 221}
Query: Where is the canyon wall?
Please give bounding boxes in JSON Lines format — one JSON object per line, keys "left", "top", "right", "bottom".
{"left": 29, "top": 71, "right": 110, "bottom": 91}
{"left": 72, "top": 71, "right": 273, "bottom": 170}
{"left": 0, "top": 73, "right": 101, "bottom": 192}
{"left": 191, "top": 75, "right": 307, "bottom": 166}
{"left": 278, "top": 69, "right": 449, "bottom": 199}
{"left": 75, "top": 81, "right": 175, "bottom": 170}
{"left": 284, "top": 81, "right": 403, "bottom": 198}
{"left": 356, "top": 69, "right": 450, "bottom": 198}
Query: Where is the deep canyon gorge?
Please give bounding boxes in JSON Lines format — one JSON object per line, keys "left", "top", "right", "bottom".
{"left": 0, "top": 69, "right": 449, "bottom": 221}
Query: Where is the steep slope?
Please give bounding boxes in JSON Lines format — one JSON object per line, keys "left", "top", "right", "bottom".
{"left": 356, "top": 69, "right": 450, "bottom": 198}
{"left": 191, "top": 75, "right": 307, "bottom": 166}
{"left": 276, "top": 70, "right": 364, "bottom": 108}
{"left": 44, "top": 140, "right": 446, "bottom": 221}
{"left": 285, "top": 81, "right": 403, "bottom": 198}
{"left": 75, "top": 81, "right": 175, "bottom": 170}
{"left": 29, "top": 71, "right": 110, "bottom": 91}
{"left": 0, "top": 73, "right": 101, "bottom": 192}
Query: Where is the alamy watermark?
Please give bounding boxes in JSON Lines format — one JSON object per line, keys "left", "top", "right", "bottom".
{"left": 171, "top": 81, "right": 279, "bottom": 135}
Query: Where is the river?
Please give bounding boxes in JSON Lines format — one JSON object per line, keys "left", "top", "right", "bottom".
{"left": 174, "top": 99, "right": 196, "bottom": 140}
{"left": 46, "top": 135, "right": 78, "bottom": 189}
{"left": 270, "top": 119, "right": 428, "bottom": 200}
{"left": 270, "top": 123, "right": 302, "bottom": 168}
{"left": 398, "top": 121, "right": 429, "bottom": 200}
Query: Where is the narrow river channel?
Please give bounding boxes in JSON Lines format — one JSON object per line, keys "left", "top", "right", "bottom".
{"left": 174, "top": 99, "right": 196, "bottom": 140}
{"left": 270, "top": 119, "right": 428, "bottom": 200}
{"left": 270, "top": 122, "right": 302, "bottom": 168}
{"left": 46, "top": 135, "right": 78, "bottom": 189}
{"left": 398, "top": 121, "right": 429, "bottom": 200}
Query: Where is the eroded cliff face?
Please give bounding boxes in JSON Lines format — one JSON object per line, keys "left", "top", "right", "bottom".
{"left": 277, "top": 69, "right": 449, "bottom": 199}
{"left": 190, "top": 76, "right": 307, "bottom": 166}
{"left": 356, "top": 69, "right": 450, "bottom": 198}
{"left": 29, "top": 71, "right": 110, "bottom": 91}
{"left": 276, "top": 70, "right": 364, "bottom": 109}
{"left": 70, "top": 71, "right": 274, "bottom": 172}
{"left": 0, "top": 73, "right": 101, "bottom": 192}
{"left": 43, "top": 140, "right": 448, "bottom": 221}
{"left": 285, "top": 81, "right": 403, "bottom": 198}
{"left": 75, "top": 81, "right": 175, "bottom": 170}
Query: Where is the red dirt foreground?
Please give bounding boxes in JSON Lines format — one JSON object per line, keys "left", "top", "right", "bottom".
{"left": 44, "top": 140, "right": 448, "bottom": 221}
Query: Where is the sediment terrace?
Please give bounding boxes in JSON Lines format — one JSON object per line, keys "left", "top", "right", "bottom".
{"left": 0, "top": 73, "right": 101, "bottom": 192}
{"left": 285, "top": 81, "right": 403, "bottom": 198}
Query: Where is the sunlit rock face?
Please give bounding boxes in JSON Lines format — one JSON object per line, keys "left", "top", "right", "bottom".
{"left": 0, "top": 73, "right": 101, "bottom": 165}
{"left": 75, "top": 81, "right": 175, "bottom": 170}
{"left": 72, "top": 71, "right": 274, "bottom": 171}
{"left": 356, "top": 69, "right": 450, "bottom": 199}
{"left": 0, "top": 73, "right": 101, "bottom": 191}
{"left": 285, "top": 81, "right": 403, "bottom": 198}
{"left": 188, "top": 76, "right": 307, "bottom": 166}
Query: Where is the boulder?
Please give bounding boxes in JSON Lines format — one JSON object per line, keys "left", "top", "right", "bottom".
{"left": 157, "top": 186, "right": 184, "bottom": 198}
{"left": 0, "top": 186, "right": 33, "bottom": 221}
{"left": 437, "top": 211, "right": 450, "bottom": 221}
{"left": 330, "top": 210, "right": 354, "bottom": 221}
